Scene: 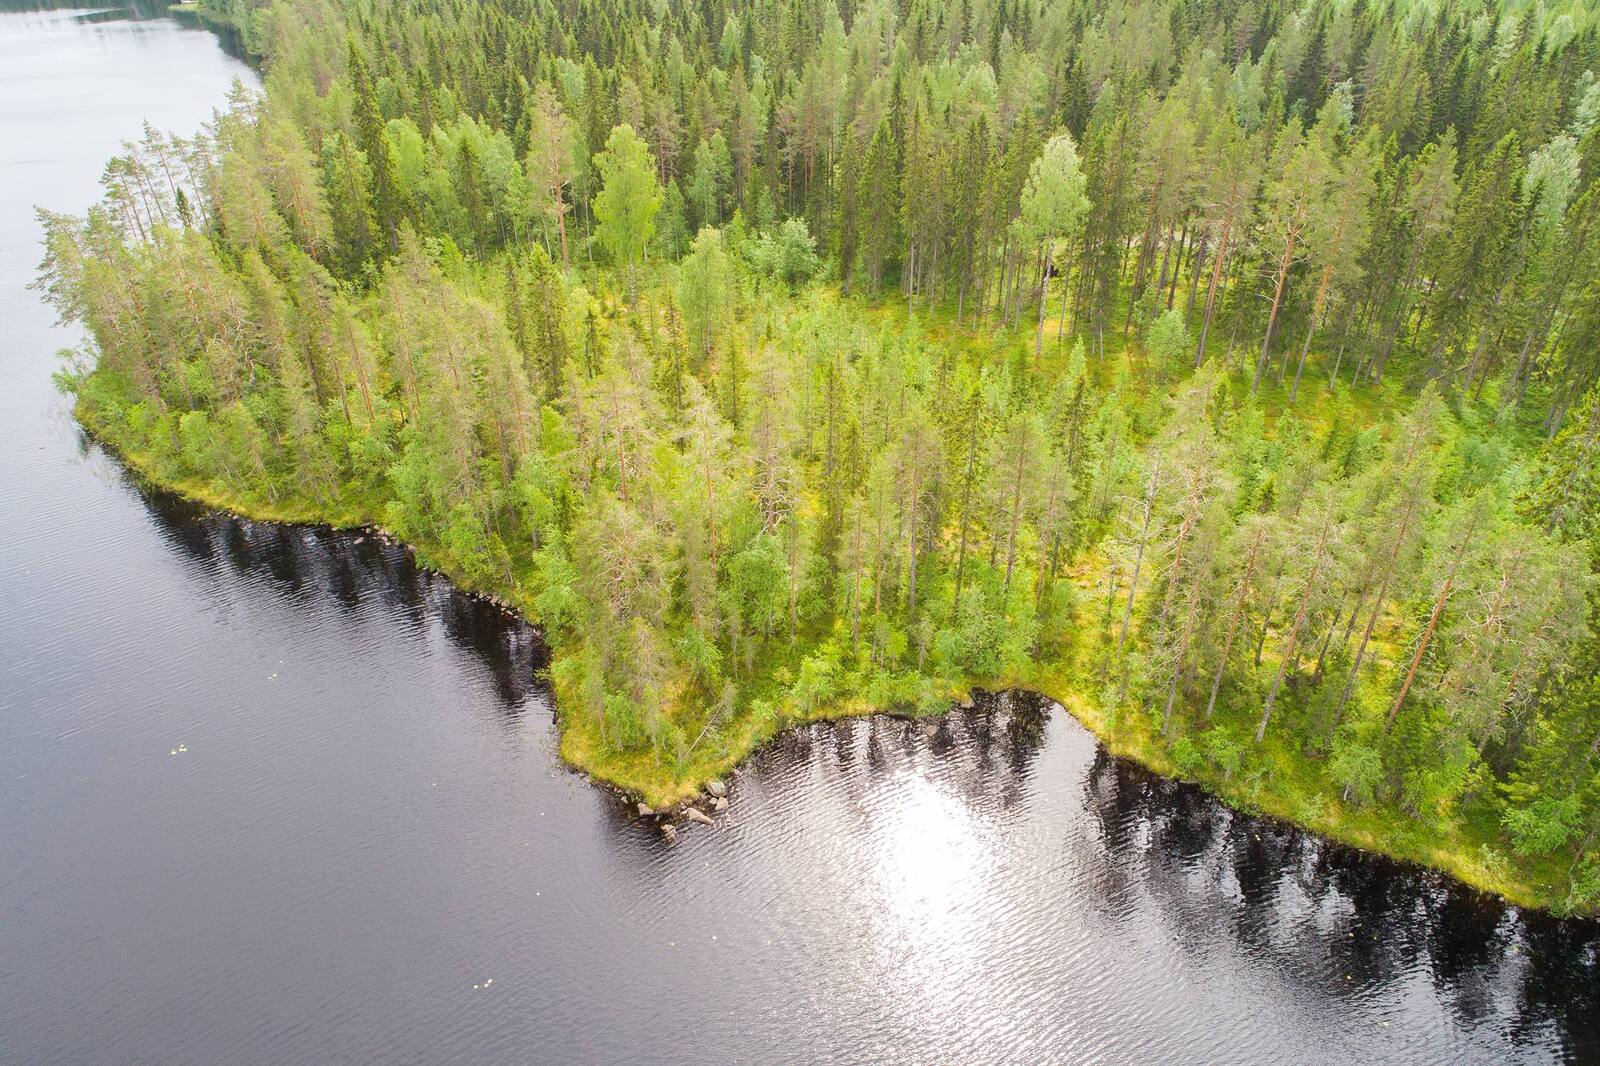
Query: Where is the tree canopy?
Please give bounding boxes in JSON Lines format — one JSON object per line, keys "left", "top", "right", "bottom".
{"left": 36, "top": 0, "right": 1600, "bottom": 913}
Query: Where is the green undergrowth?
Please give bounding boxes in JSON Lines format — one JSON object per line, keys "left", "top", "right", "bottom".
{"left": 1046, "top": 674, "right": 1573, "bottom": 912}
{"left": 82, "top": 388, "right": 1585, "bottom": 914}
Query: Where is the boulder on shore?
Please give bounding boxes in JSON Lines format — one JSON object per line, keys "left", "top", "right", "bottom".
{"left": 684, "top": 807, "right": 714, "bottom": 826}
{"left": 711, "top": 796, "right": 728, "bottom": 812}
{"left": 660, "top": 823, "right": 678, "bottom": 842}
{"left": 704, "top": 779, "right": 727, "bottom": 799}
{"left": 637, "top": 802, "right": 654, "bottom": 817}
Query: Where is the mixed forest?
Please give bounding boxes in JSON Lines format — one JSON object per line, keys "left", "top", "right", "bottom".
{"left": 32, "top": 0, "right": 1600, "bottom": 912}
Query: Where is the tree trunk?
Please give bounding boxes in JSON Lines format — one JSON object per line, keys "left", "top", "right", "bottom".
{"left": 1185, "top": 234, "right": 1207, "bottom": 320}
{"left": 1253, "top": 579, "right": 1280, "bottom": 666}
{"left": 1166, "top": 223, "right": 1189, "bottom": 309}
{"left": 1163, "top": 582, "right": 1202, "bottom": 735}
{"left": 1311, "top": 595, "right": 1344, "bottom": 684}
{"left": 1385, "top": 522, "right": 1475, "bottom": 735}
{"left": 1205, "top": 538, "right": 1262, "bottom": 719}
{"left": 1002, "top": 449, "right": 1027, "bottom": 601}
{"left": 1384, "top": 574, "right": 1453, "bottom": 734}
{"left": 1290, "top": 314, "right": 1316, "bottom": 403}
{"left": 1034, "top": 239, "right": 1052, "bottom": 363}
{"left": 1195, "top": 218, "right": 1232, "bottom": 367}
{"left": 1115, "top": 461, "right": 1161, "bottom": 663}
{"left": 951, "top": 410, "right": 980, "bottom": 617}
{"left": 1330, "top": 523, "right": 1409, "bottom": 734}
{"left": 1256, "top": 523, "right": 1332, "bottom": 742}
{"left": 1254, "top": 232, "right": 1298, "bottom": 393}
{"left": 1057, "top": 245, "right": 1072, "bottom": 346}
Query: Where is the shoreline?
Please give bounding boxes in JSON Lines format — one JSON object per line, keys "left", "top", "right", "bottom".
{"left": 77, "top": 408, "right": 1594, "bottom": 920}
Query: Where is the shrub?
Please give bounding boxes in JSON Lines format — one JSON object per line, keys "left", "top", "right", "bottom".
{"left": 1329, "top": 737, "right": 1384, "bottom": 807}
{"left": 1502, "top": 794, "right": 1583, "bottom": 857}
{"left": 1203, "top": 727, "right": 1245, "bottom": 781}
{"left": 747, "top": 217, "right": 820, "bottom": 288}
{"left": 1562, "top": 857, "right": 1600, "bottom": 917}
{"left": 1171, "top": 735, "right": 1204, "bottom": 776}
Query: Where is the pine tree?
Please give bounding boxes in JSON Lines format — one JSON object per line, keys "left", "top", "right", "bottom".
{"left": 858, "top": 120, "right": 898, "bottom": 289}
{"left": 348, "top": 41, "right": 406, "bottom": 253}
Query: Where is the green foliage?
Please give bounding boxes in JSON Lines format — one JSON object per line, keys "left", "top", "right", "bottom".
{"left": 789, "top": 648, "right": 840, "bottom": 714}
{"left": 592, "top": 124, "right": 661, "bottom": 286}
{"left": 1145, "top": 310, "right": 1191, "bottom": 378}
{"left": 678, "top": 226, "right": 733, "bottom": 363}
{"left": 1329, "top": 734, "right": 1384, "bottom": 807}
{"left": 1017, "top": 132, "right": 1089, "bottom": 247}
{"left": 41, "top": 0, "right": 1600, "bottom": 910}
{"left": 1171, "top": 734, "right": 1204, "bottom": 776}
{"left": 1565, "top": 858, "right": 1600, "bottom": 916}
{"left": 726, "top": 533, "right": 787, "bottom": 641}
{"left": 1203, "top": 728, "right": 1246, "bottom": 781}
{"left": 748, "top": 218, "right": 820, "bottom": 289}
{"left": 1503, "top": 794, "right": 1584, "bottom": 857}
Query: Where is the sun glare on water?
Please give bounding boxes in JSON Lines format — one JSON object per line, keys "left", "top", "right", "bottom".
{"left": 868, "top": 771, "right": 995, "bottom": 962}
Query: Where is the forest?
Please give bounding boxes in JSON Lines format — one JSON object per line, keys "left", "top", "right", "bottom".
{"left": 32, "top": 0, "right": 1600, "bottom": 913}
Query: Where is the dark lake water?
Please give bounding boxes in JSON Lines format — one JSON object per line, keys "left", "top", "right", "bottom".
{"left": 2, "top": 5, "right": 1597, "bottom": 1063}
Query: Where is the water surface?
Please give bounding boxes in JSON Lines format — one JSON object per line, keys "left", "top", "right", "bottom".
{"left": 1, "top": 5, "right": 1596, "bottom": 1064}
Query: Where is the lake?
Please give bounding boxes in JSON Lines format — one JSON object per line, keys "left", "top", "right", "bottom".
{"left": 0, "top": 4, "right": 1595, "bottom": 1063}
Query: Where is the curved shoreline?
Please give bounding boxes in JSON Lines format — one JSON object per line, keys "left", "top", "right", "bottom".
{"left": 75, "top": 410, "right": 1598, "bottom": 920}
